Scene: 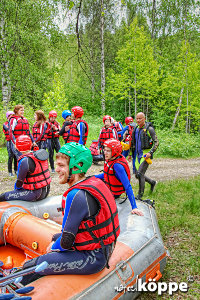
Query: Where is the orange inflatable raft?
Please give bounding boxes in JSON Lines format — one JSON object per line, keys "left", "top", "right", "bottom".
{"left": 0, "top": 199, "right": 169, "bottom": 299}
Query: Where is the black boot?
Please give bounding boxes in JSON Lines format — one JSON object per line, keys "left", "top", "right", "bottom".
{"left": 150, "top": 181, "right": 157, "bottom": 192}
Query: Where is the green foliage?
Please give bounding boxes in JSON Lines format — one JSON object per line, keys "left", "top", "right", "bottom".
{"left": 156, "top": 130, "right": 200, "bottom": 158}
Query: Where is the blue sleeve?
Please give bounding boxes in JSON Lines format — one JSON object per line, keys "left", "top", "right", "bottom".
{"left": 95, "top": 173, "right": 104, "bottom": 180}
{"left": 113, "top": 163, "right": 137, "bottom": 210}
{"left": 51, "top": 189, "right": 90, "bottom": 251}
{"left": 121, "top": 125, "right": 128, "bottom": 136}
{"left": 77, "top": 122, "right": 85, "bottom": 145}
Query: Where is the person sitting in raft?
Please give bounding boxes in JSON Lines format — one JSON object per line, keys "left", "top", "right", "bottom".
{"left": 20, "top": 142, "right": 119, "bottom": 284}
{"left": 0, "top": 135, "right": 51, "bottom": 202}
{"left": 95, "top": 138, "right": 143, "bottom": 216}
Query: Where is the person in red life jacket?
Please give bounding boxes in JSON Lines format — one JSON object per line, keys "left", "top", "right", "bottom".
{"left": 3, "top": 111, "right": 17, "bottom": 176}
{"left": 32, "top": 110, "right": 49, "bottom": 149}
{"left": 67, "top": 106, "right": 88, "bottom": 145}
{"left": 0, "top": 135, "right": 51, "bottom": 202}
{"left": 20, "top": 143, "right": 119, "bottom": 284}
{"left": 121, "top": 116, "right": 137, "bottom": 159}
{"left": 9, "top": 104, "right": 35, "bottom": 159}
{"left": 59, "top": 110, "right": 73, "bottom": 143}
{"left": 113, "top": 119, "right": 123, "bottom": 141}
{"left": 46, "top": 110, "right": 61, "bottom": 173}
{"left": 95, "top": 139, "right": 143, "bottom": 216}
{"left": 98, "top": 115, "right": 118, "bottom": 151}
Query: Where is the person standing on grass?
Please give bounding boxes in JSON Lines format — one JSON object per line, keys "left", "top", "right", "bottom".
{"left": 128, "top": 112, "right": 159, "bottom": 200}
{"left": 3, "top": 111, "right": 17, "bottom": 176}
{"left": 46, "top": 110, "right": 61, "bottom": 173}
{"left": 32, "top": 110, "right": 49, "bottom": 150}
{"left": 67, "top": 106, "right": 89, "bottom": 145}
{"left": 95, "top": 138, "right": 143, "bottom": 216}
{"left": 98, "top": 115, "right": 118, "bottom": 152}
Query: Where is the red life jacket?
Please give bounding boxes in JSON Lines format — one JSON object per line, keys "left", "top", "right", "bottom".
{"left": 3, "top": 121, "right": 10, "bottom": 141}
{"left": 18, "top": 152, "right": 51, "bottom": 190}
{"left": 32, "top": 122, "right": 48, "bottom": 142}
{"left": 11, "top": 115, "right": 30, "bottom": 138}
{"left": 62, "top": 177, "right": 120, "bottom": 251}
{"left": 67, "top": 119, "right": 89, "bottom": 145}
{"left": 47, "top": 121, "right": 60, "bottom": 139}
{"left": 114, "top": 122, "right": 122, "bottom": 139}
{"left": 99, "top": 126, "right": 117, "bottom": 147}
{"left": 62, "top": 122, "right": 72, "bottom": 141}
{"left": 104, "top": 155, "right": 131, "bottom": 196}
{"left": 89, "top": 140, "right": 99, "bottom": 156}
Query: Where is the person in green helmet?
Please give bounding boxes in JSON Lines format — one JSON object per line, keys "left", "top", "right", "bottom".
{"left": 20, "top": 142, "right": 120, "bottom": 284}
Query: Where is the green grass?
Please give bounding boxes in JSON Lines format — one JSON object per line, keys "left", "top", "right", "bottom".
{"left": 137, "top": 176, "right": 200, "bottom": 299}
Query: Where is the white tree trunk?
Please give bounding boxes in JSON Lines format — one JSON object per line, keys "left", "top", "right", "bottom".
{"left": 172, "top": 87, "right": 184, "bottom": 130}
{"left": 134, "top": 65, "right": 137, "bottom": 117}
{"left": 0, "top": 17, "right": 11, "bottom": 110}
{"left": 100, "top": 0, "right": 105, "bottom": 113}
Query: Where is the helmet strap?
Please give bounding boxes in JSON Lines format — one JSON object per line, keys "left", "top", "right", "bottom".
{"left": 67, "top": 168, "right": 73, "bottom": 183}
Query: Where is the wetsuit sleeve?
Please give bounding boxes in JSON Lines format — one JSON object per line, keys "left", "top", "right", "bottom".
{"left": 113, "top": 163, "right": 137, "bottom": 209}
{"left": 77, "top": 122, "right": 86, "bottom": 145}
{"left": 95, "top": 173, "right": 104, "bottom": 180}
{"left": 3, "top": 123, "right": 8, "bottom": 131}
{"left": 15, "top": 157, "right": 35, "bottom": 189}
{"left": 51, "top": 189, "right": 91, "bottom": 251}
{"left": 59, "top": 121, "right": 72, "bottom": 136}
{"left": 148, "top": 127, "right": 159, "bottom": 155}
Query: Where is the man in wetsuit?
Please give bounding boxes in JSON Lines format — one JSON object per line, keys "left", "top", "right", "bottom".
{"left": 67, "top": 106, "right": 88, "bottom": 145}
{"left": 129, "top": 112, "right": 159, "bottom": 200}
{"left": 95, "top": 139, "right": 143, "bottom": 216}
{"left": 0, "top": 135, "right": 51, "bottom": 202}
{"left": 20, "top": 142, "right": 119, "bottom": 284}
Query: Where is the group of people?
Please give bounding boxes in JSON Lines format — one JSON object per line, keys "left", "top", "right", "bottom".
{"left": 0, "top": 105, "right": 159, "bottom": 282}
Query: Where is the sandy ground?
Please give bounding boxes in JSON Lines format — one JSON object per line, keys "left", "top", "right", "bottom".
{"left": 0, "top": 157, "right": 200, "bottom": 196}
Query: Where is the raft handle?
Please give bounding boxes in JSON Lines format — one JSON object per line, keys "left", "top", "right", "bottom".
{"left": 120, "top": 264, "right": 127, "bottom": 272}
{"left": 153, "top": 270, "right": 162, "bottom": 281}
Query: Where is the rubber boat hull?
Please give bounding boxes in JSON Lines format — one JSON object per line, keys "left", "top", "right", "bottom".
{"left": 0, "top": 199, "right": 168, "bottom": 299}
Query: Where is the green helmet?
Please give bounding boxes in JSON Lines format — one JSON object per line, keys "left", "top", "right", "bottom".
{"left": 59, "top": 142, "right": 92, "bottom": 174}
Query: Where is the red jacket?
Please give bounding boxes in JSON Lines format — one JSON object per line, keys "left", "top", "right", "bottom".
{"left": 9, "top": 115, "right": 30, "bottom": 141}
{"left": 98, "top": 126, "right": 118, "bottom": 148}
{"left": 62, "top": 176, "right": 120, "bottom": 251}
{"left": 32, "top": 122, "right": 48, "bottom": 142}
{"left": 18, "top": 152, "right": 51, "bottom": 190}
{"left": 67, "top": 119, "right": 88, "bottom": 145}
{"left": 104, "top": 155, "right": 130, "bottom": 196}
{"left": 47, "top": 121, "right": 60, "bottom": 139}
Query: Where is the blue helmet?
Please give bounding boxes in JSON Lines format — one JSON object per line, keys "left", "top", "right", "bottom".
{"left": 62, "top": 110, "right": 71, "bottom": 120}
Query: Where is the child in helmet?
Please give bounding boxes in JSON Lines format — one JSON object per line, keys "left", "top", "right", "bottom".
{"left": 98, "top": 115, "right": 118, "bottom": 151}
{"left": 20, "top": 143, "right": 119, "bottom": 284}
{"left": 3, "top": 111, "right": 17, "bottom": 176}
{"left": 95, "top": 138, "right": 143, "bottom": 216}
{"left": 0, "top": 135, "right": 51, "bottom": 202}
{"left": 67, "top": 106, "right": 88, "bottom": 145}
{"left": 46, "top": 110, "right": 61, "bottom": 172}
{"left": 59, "top": 110, "right": 73, "bottom": 143}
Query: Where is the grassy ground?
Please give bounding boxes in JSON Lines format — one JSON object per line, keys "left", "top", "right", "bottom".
{"left": 137, "top": 176, "right": 200, "bottom": 299}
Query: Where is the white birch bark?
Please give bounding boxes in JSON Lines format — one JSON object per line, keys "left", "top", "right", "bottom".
{"left": 172, "top": 87, "right": 184, "bottom": 130}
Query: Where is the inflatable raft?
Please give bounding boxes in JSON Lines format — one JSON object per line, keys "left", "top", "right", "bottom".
{"left": 0, "top": 199, "right": 169, "bottom": 299}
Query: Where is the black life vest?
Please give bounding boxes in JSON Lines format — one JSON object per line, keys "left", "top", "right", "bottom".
{"left": 104, "top": 155, "right": 131, "bottom": 196}
{"left": 61, "top": 177, "right": 120, "bottom": 251}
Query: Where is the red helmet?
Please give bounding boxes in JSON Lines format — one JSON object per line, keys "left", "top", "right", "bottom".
{"left": 71, "top": 106, "right": 84, "bottom": 118}
{"left": 125, "top": 116, "right": 133, "bottom": 125}
{"left": 49, "top": 110, "right": 57, "bottom": 118}
{"left": 103, "top": 115, "right": 111, "bottom": 123}
{"left": 16, "top": 135, "right": 32, "bottom": 152}
{"left": 104, "top": 138, "right": 122, "bottom": 157}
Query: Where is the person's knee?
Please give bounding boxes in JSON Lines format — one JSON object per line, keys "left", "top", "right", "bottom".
{"left": 135, "top": 171, "right": 142, "bottom": 180}
{"left": 0, "top": 193, "right": 6, "bottom": 202}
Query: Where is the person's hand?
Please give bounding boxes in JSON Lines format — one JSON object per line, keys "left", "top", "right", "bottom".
{"left": 46, "top": 241, "right": 54, "bottom": 253}
{"left": 65, "top": 126, "right": 70, "bottom": 132}
{"left": 127, "top": 155, "right": 132, "bottom": 162}
{"left": 32, "top": 142, "right": 37, "bottom": 147}
{"left": 145, "top": 153, "right": 151, "bottom": 159}
{"left": 131, "top": 208, "right": 144, "bottom": 216}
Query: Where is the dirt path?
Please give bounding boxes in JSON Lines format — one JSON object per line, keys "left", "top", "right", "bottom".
{"left": 0, "top": 158, "right": 200, "bottom": 196}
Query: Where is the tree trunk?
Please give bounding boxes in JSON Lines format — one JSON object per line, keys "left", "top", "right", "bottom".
{"left": 172, "top": 87, "right": 184, "bottom": 130}
{"left": 89, "top": 40, "right": 95, "bottom": 101}
{"left": 151, "top": 0, "right": 156, "bottom": 39}
{"left": 134, "top": 65, "right": 137, "bottom": 117}
{"left": 100, "top": 0, "right": 105, "bottom": 113}
{"left": 0, "top": 17, "right": 11, "bottom": 110}
{"left": 128, "top": 88, "right": 131, "bottom": 116}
